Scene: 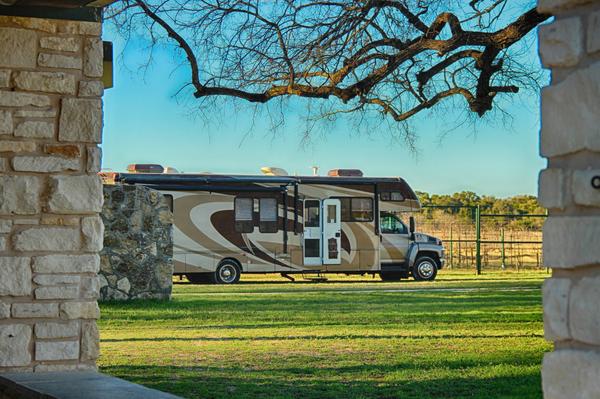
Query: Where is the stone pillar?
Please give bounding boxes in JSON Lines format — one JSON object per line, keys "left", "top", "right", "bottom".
{"left": 538, "top": 0, "right": 600, "bottom": 397}
{"left": 0, "top": 16, "right": 104, "bottom": 372}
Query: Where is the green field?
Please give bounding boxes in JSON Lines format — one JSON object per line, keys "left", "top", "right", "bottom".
{"left": 98, "top": 271, "right": 551, "bottom": 399}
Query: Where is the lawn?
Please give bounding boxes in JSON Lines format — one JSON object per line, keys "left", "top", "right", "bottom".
{"left": 98, "top": 271, "right": 551, "bottom": 399}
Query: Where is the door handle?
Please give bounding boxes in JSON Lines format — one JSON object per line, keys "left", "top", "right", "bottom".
{"left": 335, "top": 232, "right": 341, "bottom": 238}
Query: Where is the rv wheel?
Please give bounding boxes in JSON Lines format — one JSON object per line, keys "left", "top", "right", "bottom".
{"left": 412, "top": 256, "right": 438, "bottom": 282}
{"left": 215, "top": 260, "right": 241, "bottom": 284}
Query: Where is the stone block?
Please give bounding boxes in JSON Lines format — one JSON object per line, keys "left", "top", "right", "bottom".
{"left": 0, "top": 70, "right": 9, "bottom": 88}
{"left": 543, "top": 216, "right": 600, "bottom": 268}
{"left": 87, "top": 146, "right": 102, "bottom": 173}
{"left": 543, "top": 278, "right": 571, "bottom": 341}
{"left": 538, "top": 168, "right": 566, "bottom": 209}
{"left": 57, "top": 20, "right": 102, "bottom": 36}
{"left": 0, "top": 257, "right": 31, "bottom": 297}
{"left": 0, "top": 324, "right": 32, "bottom": 367}
{"left": 79, "top": 81, "right": 104, "bottom": 98}
{"left": 569, "top": 275, "right": 600, "bottom": 345}
{"left": 83, "top": 38, "right": 103, "bottom": 78}
{"left": 82, "top": 216, "right": 104, "bottom": 252}
{"left": 589, "top": 10, "right": 600, "bottom": 54}
{"left": 48, "top": 175, "right": 103, "bottom": 214}
{"left": 13, "top": 71, "right": 76, "bottom": 95}
{"left": 573, "top": 169, "right": 600, "bottom": 207}
{"left": 0, "top": 302, "right": 9, "bottom": 319}
{"left": 33, "top": 254, "right": 100, "bottom": 274}
{"left": 0, "top": 27, "right": 37, "bottom": 69}
{"left": 13, "top": 227, "right": 81, "bottom": 252}
{"left": 0, "top": 157, "right": 6, "bottom": 172}
{"left": 38, "top": 53, "right": 83, "bottom": 70}
{"left": 34, "top": 274, "right": 81, "bottom": 285}
{"left": 40, "top": 215, "right": 80, "bottom": 227}
{"left": 542, "top": 349, "right": 600, "bottom": 398}
{"left": 541, "top": 61, "right": 600, "bottom": 157}
{"left": 14, "top": 109, "right": 56, "bottom": 118}
{"left": 12, "top": 303, "right": 59, "bottom": 318}
{"left": 0, "top": 176, "right": 41, "bottom": 215}
{"left": 81, "top": 321, "right": 99, "bottom": 361}
{"left": 60, "top": 301, "right": 100, "bottom": 320}
{"left": 35, "top": 341, "right": 79, "bottom": 361}
{"left": 0, "top": 109, "right": 12, "bottom": 135}
{"left": 539, "top": 17, "right": 583, "bottom": 67}
{"left": 0, "top": 140, "right": 36, "bottom": 153}
{"left": 0, "top": 235, "right": 5, "bottom": 251}
{"left": 45, "top": 144, "right": 81, "bottom": 159}
{"left": 59, "top": 98, "right": 102, "bottom": 143}
{"left": 81, "top": 276, "right": 100, "bottom": 299}
{"left": 0, "top": 91, "right": 51, "bottom": 108}
{"left": 36, "top": 286, "right": 80, "bottom": 300}
{"left": 35, "top": 321, "right": 79, "bottom": 339}
{"left": 0, "top": 220, "right": 12, "bottom": 233}
{"left": 40, "top": 36, "right": 80, "bottom": 52}
{"left": 14, "top": 121, "right": 54, "bottom": 139}
{"left": 12, "top": 156, "right": 79, "bottom": 173}
{"left": 0, "top": 16, "right": 57, "bottom": 33}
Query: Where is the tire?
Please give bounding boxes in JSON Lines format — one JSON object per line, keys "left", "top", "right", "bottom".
{"left": 186, "top": 273, "right": 216, "bottom": 284}
{"left": 215, "top": 260, "right": 241, "bottom": 284}
{"left": 379, "top": 272, "right": 403, "bottom": 282}
{"left": 412, "top": 256, "right": 438, "bottom": 281}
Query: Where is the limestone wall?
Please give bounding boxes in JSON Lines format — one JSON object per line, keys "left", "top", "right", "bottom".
{"left": 537, "top": 0, "right": 600, "bottom": 397}
{"left": 99, "top": 184, "right": 173, "bottom": 301}
{"left": 0, "top": 16, "right": 104, "bottom": 372}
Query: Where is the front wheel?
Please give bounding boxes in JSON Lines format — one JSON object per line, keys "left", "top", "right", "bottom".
{"left": 215, "top": 260, "right": 241, "bottom": 284}
{"left": 412, "top": 256, "right": 438, "bottom": 281}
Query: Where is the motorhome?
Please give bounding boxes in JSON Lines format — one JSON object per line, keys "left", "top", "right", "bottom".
{"left": 105, "top": 166, "right": 445, "bottom": 284}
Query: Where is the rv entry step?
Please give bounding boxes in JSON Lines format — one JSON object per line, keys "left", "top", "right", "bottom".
{"left": 301, "top": 271, "right": 328, "bottom": 282}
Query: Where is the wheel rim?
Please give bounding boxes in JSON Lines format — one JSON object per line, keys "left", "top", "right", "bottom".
{"left": 417, "top": 261, "right": 434, "bottom": 279}
{"left": 219, "top": 264, "right": 237, "bottom": 283}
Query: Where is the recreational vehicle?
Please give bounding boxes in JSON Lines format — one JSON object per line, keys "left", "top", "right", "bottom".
{"left": 106, "top": 167, "right": 445, "bottom": 284}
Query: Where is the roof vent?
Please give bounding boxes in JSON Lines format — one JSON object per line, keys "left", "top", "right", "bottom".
{"left": 127, "top": 164, "right": 164, "bottom": 174}
{"left": 260, "top": 167, "right": 289, "bottom": 176}
{"left": 327, "top": 169, "right": 363, "bottom": 177}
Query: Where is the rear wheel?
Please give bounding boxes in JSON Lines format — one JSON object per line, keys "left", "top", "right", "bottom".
{"left": 412, "top": 256, "right": 438, "bottom": 281}
{"left": 185, "top": 273, "right": 215, "bottom": 284}
{"left": 379, "top": 272, "right": 403, "bottom": 282}
{"left": 215, "top": 260, "right": 241, "bottom": 284}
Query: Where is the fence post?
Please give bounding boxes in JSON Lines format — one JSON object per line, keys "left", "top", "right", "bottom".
{"left": 476, "top": 205, "right": 481, "bottom": 275}
{"left": 449, "top": 225, "right": 453, "bottom": 268}
{"left": 501, "top": 227, "right": 506, "bottom": 270}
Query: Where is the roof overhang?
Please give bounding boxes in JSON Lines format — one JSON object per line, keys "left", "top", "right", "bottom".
{"left": 0, "top": 0, "right": 117, "bottom": 22}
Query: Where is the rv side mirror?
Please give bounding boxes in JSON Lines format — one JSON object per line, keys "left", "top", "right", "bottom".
{"left": 409, "top": 216, "right": 415, "bottom": 235}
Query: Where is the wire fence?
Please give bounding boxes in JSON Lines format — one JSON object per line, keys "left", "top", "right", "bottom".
{"left": 414, "top": 206, "right": 546, "bottom": 273}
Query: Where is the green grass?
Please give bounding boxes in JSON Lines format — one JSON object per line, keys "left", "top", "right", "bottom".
{"left": 98, "top": 271, "right": 551, "bottom": 399}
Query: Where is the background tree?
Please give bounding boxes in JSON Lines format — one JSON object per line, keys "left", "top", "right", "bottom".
{"left": 108, "top": 1, "right": 550, "bottom": 142}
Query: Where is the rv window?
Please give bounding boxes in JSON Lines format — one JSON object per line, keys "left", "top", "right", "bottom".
{"left": 381, "top": 212, "right": 408, "bottom": 234}
{"left": 259, "top": 198, "right": 278, "bottom": 233}
{"left": 305, "top": 200, "right": 320, "bottom": 227}
{"left": 234, "top": 197, "right": 254, "bottom": 233}
{"left": 337, "top": 197, "right": 373, "bottom": 222}
{"left": 380, "top": 191, "right": 404, "bottom": 201}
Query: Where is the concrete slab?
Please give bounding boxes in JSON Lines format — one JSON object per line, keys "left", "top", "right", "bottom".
{"left": 0, "top": 372, "right": 183, "bottom": 399}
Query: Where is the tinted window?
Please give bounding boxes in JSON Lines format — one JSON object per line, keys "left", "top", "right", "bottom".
{"left": 337, "top": 197, "right": 373, "bottom": 222}
{"left": 305, "top": 200, "right": 320, "bottom": 227}
{"left": 381, "top": 213, "right": 408, "bottom": 234}
{"left": 234, "top": 197, "right": 254, "bottom": 233}
{"left": 380, "top": 191, "right": 404, "bottom": 201}
{"left": 259, "top": 198, "right": 278, "bottom": 233}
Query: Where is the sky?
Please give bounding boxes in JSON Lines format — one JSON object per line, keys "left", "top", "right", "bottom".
{"left": 101, "top": 19, "right": 547, "bottom": 199}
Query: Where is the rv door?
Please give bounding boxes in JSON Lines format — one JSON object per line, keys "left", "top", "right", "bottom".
{"left": 322, "top": 198, "right": 342, "bottom": 265}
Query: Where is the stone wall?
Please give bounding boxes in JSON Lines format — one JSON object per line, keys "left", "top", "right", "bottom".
{"left": 537, "top": 0, "right": 600, "bottom": 397}
{"left": 0, "top": 16, "right": 104, "bottom": 371}
{"left": 99, "top": 184, "right": 173, "bottom": 301}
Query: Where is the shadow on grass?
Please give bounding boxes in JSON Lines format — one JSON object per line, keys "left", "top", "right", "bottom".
{"left": 101, "top": 364, "right": 542, "bottom": 399}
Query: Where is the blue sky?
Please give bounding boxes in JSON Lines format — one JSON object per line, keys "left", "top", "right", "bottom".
{"left": 101, "top": 24, "right": 547, "bottom": 198}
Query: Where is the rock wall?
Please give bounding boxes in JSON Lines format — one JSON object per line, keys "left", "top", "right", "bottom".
{"left": 99, "top": 184, "right": 173, "bottom": 301}
{"left": 537, "top": 0, "right": 600, "bottom": 397}
{"left": 0, "top": 16, "right": 104, "bottom": 372}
